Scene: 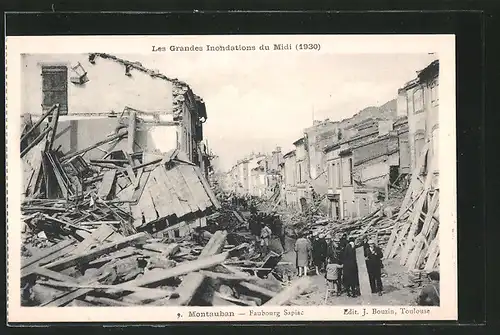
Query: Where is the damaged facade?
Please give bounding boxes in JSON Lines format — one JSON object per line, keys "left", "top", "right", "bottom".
{"left": 21, "top": 53, "right": 217, "bottom": 239}
{"left": 225, "top": 148, "right": 283, "bottom": 199}
{"left": 21, "top": 53, "right": 209, "bottom": 171}
{"left": 223, "top": 59, "right": 438, "bottom": 222}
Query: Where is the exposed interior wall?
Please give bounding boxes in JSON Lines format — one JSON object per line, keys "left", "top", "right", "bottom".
{"left": 21, "top": 54, "right": 174, "bottom": 117}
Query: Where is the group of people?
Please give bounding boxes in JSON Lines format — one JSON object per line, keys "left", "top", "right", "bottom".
{"left": 294, "top": 232, "right": 385, "bottom": 298}
{"left": 248, "top": 207, "right": 286, "bottom": 256}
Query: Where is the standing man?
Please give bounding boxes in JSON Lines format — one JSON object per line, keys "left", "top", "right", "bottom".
{"left": 365, "top": 239, "right": 384, "bottom": 296}
{"left": 295, "top": 233, "right": 312, "bottom": 277}
{"left": 342, "top": 237, "right": 359, "bottom": 297}
{"left": 260, "top": 223, "right": 272, "bottom": 256}
{"left": 274, "top": 215, "right": 286, "bottom": 252}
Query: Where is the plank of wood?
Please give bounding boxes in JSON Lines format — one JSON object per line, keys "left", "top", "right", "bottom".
{"left": 158, "top": 166, "right": 189, "bottom": 218}
{"left": 150, "top": 168, "right": 176, "bottom": 217}
{"left": 142, "top": 243, "right": 180, "bottom": 256}
{"left": 200, "top": 230, "right": 228, "bottom": 258}
{"left": 120, "top": 252, "right": 229, "bottom": 288}
{"left": 160, "top": 148, "right": 179, "bottom": 165}
{"left": 89, "top": 247, "right": 137, "bottom": 265}
{"left": 237, "top": 282, "right": 277, "bottom": 299}
{"left": 137, "top": 187, "right": 159, "bottom": 225}
{"left": 169, "top": 272, "right": 208, "bottom": 306}
{"left": 396, "top": 144, "right": 430, "bottom": 219}
{"left": 214, "top": 292, "right": 256, "bottom": 306}
{"left": 85, "top": 296, "right": 132, "bottom": 306}
{"left": 384, "top": 190, "right": 424, "bottom": 258}
{"left": 22, "top": 239, "right": 75, "bottom": 269}
{"left": 130, "top": 169, "right": 152, "bottom": 204}
{"left": 22, "top": 141, "right": 45, "bottom": 197}
{"left": 400, "top": 158, "right": 437, "bottom": 265}
{"left": 125, "top": 164, "right": 137, "bottom": 185}
{"left": 122, "top": 289, "right": 173, "bottom": 304}
{"left": 34, "top": 267, "right": 79, "bottom": 283}
{"left": 173, "top": 230, "right": 227, "bottom": 304}
{"left": 406, "top": 192, "right": 440, "bottom": 270}
{"left": 40, "top": 289, "right": 93, "bottom": 307}
{"left": 192, "top": 165, "right": 221, "bottom": 209}
{"left": 71, "top": 224, "right": 117, "bottom": 256}
{"left": 211, "top": 294, "right": 239, "bottom": 306}
{"left": 355, "top": 246, "right": 372, "bottom": 298}
{"left": 176, "top": 164, "right": 206, "bottom": 212}
{"left": 43, "top": 232, "right": 148, "bottom": 272}
{"left": 147, "top": 170, "right": 172, "bottom": 219}
{"left": 97, "top": 169, "right": 117, "bottom": 199}
{"left": 406, "top": 235, "right": 427, "bottom": 271}
{"left": 424, "top": 232, "right": 440, "bottom": 271}
{"left": 199, "top": 270, "right": 257, "bottom": 282}
{"left": 37, "top": 270, "right": 98, "bottom": 307}
{"left": 167, "top": 165, "right": 197, "bottom": 214}
{"left": 264, "top": 276, "right": 312, "bottom": 305}
{"left": 21, "top": 241, "right": 77, "bottom": 279}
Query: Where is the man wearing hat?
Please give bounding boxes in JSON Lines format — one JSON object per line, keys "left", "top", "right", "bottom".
{"left": 312, "top": 232, "right": 328, "bottom": 275}
{"left": 365, "top": 238, "right": 384, "bottom": 296}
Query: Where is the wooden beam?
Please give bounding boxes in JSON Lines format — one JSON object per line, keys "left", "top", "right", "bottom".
{"left": 400, "top": 158, "right": 437, "bottom": 265}
{"left": 120, "top": 252, "right": 229, "bottom": 288}
{"left": 356, "top": 246, "right": 372, "bottom": 299}
{"left": 169, "top": 272, "right": 208, "bottom": 306}
{"left": 20, "top": 126, "right": 51, "bottom": 158}
{"left": 237, "top": 281, "right": 277, "bottom": 300}
{"left": 21, "top": 104, "right": 58, "bottom": 143}
{"left": 170, "top": 230, "right": 228, "bottom": 305}
{"left": 43, "top": 232, "right": 148, "bottom": 272}
{"left": 62, "top": 128, "right": 128, "bottom": 162}
{"left": 127, "top": 112, "right": 136, "bottom": 153}
{"left": 406, "top": 192, "right": 439, "bottom": 270}
{"left": 264, "top": 276, "right": 312, "bottom": 306}
{"left": 46, "top": 104, "right": 61, "bottom": 151}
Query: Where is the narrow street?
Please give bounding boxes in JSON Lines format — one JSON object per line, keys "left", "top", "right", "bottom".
{"left": 265, "top": 235, "right": 419, "bottom": 306}
{"left": 18, "top": 51, "right": 441, "bottom": 311}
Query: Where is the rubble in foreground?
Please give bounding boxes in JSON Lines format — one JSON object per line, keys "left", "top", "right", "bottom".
{"left": 20, "top": 105, "right": 312, "bottom": 307}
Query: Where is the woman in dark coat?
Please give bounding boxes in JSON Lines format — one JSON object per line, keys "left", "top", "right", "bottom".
{"left": 312, "top": 233, "right": 327, "bottom": 275}
{"left": 342, "top": 237, "right": 359, "bottom": 297}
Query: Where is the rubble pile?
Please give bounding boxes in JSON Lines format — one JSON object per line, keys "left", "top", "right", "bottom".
{"left": 20, "top": 105, "right": 313, "bottom": 307}
{"left": 22, "top": 224, "right": 313, "bottom": 307}
{"left": 383, "top": 144, "right": 440, "bottom": 273}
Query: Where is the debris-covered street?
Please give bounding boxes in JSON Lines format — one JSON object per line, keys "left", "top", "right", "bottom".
{"left": 19, "top": 53, "right": 440, "bottom": 308}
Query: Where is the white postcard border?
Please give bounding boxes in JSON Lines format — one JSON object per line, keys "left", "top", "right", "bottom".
{"left": 6, "top": 34, "right": 457, "bottom": 322}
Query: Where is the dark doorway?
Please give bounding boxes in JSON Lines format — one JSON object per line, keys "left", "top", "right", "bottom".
{"left": 389, "top": 166, "right": 399, "bottom": 185}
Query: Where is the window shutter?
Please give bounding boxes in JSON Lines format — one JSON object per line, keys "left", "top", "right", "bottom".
{"left": 42, "top": 66, "right": 68, "bottom": 113}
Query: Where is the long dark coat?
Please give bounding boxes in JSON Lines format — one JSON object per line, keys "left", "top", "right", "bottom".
{"left": 365, "top": 245, "right": 383, "bottom": 277}
{"left": 342, "top": 243, "right": 359, "bottom": 286}
{"left": 312, "top": 238, "right": 327, "bottom": 265}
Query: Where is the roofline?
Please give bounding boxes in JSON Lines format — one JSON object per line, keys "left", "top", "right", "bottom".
{"left": 293, "top": 137, "right": 305, "bottom": 146}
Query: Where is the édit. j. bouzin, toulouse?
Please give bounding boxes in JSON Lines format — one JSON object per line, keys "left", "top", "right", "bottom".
{"left": 153, "top": 44, "right": 293, "bottom": 52}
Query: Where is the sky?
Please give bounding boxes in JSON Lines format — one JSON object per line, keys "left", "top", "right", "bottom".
{"left": 124, "top": 52, "right": 437, "bottom": 172}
